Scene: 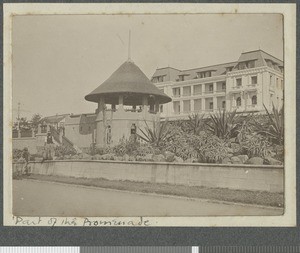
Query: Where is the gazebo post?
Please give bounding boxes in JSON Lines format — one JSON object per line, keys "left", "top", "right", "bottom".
{"left": 118, "top": 95, "right": 124, "bottom": 111}
{"left": 98, "top": 98, "right": 105, "bottom": 112}
{"left": 155, "top": 100, "right": 160, "bottom": 113}
{"left": 142, "top": 96, "right": 148, "bottom": 112}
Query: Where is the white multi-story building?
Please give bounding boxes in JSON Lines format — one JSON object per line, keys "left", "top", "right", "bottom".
{"left": 151, "top": 50, "right": 284, "bottom": 119}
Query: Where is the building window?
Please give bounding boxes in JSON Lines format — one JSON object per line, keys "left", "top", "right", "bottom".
{"left": 194, "top": 84, "right": 202, "bottom": 95}
{"left": 236, "top": 97, "right": 241, "bottom": 107}
{"left": 247, "top": 60, "right": 255, "bottom": 68}
{"left": 173, "top": 101, "right": 180, "bottom": 114}
{"left": 209, "top": 84, "right": 213, "bottom": 92}
{"left": 252, "top": 95, "right": 257, "bottom": 105}
{"left": 172, "top": 88, "right": 181, "bottom": 97}
{"left": 194, "top": 99, "right": 202, "bottom": 111}
{"left": 270, "top": 75, "right": 273, "bottom": 86}
{"left": 183, "top": 100, "right": 191, "bottom": 113}
{"left": 106, "top": 125, "right": 112, "bottom": 144}
{"left": 222, "top": 82, "right": 226, "bottom": 90}
{"left": 80, "top": 126, "right": 83, "bottom": 131}
{"left": 222, "top": 101, "right": 226, "bottom": 109}
{"left": 178, "top": 75, "right": 185, "bottom": 82}
{"left": 159, "top": 105, "right": 163, "bottom": 113}
{"left": 251, "top": 76, "right": 257, "bottom": 85}
{"left": 183, "top": 86, "right": 191, "bottom": 96}
{"left": 236, "top": 78, "right": 242, "bottom": 86}
{"left": 197, "top": 71, "right": 212, "bottom": 79}
{"left": 209, "top": 102, "right": 213, "bottom": 110}
{"left": 226, "top": 67, "right": 233, "bottom": 73}
{"left": 158, "top": 76, "right": 164, "bottom": 82}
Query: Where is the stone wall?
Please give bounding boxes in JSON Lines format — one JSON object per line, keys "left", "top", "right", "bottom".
{"left": 12, "top": 160, "right": 284, "bottom": 193}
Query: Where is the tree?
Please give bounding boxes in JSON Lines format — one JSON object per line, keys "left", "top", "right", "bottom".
{"left": 31, "top": 114, "right": 43, "bottom": 129}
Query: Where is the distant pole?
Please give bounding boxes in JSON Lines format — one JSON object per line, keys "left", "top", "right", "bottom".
{"left": 128, "top": 30, "right": 131, "bottom": 61}
{"left": 17, "top": 102, "right": 20, "bottom": 130}
{"left": 17, "top": 102, "right": 20, "bottom": 120}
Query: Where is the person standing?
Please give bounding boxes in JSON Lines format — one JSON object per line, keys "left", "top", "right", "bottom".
{"left": 21, "top": 147, "right": 30, "bottom": 175}
{"left": 44, "top": 131, "right": 55, "bottom": 160}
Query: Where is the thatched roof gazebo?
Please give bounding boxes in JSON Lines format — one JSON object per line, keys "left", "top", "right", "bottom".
{"left": 85, "top": 60, "right": 171, "bottom": 107}
{"left": 85, "top": 59, "right": 171, "bottom": 147}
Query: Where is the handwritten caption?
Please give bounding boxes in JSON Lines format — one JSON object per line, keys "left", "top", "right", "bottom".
{"left": 13, "top": 216, "right": 151, "bottom": 227}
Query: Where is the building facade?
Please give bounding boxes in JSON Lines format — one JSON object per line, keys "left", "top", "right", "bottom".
{"left": 151, "top": 50, "right": 284, "bottom": 119}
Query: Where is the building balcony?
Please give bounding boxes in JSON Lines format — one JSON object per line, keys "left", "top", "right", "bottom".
{"left": 173, "top": 94, "right": 181, "bottom": 98}
{"left": 204, "top": 90, "right": 214, "bottom": 94}
{"left": 193, "top": 91, "right": 202, "bottom": 96}
{"left": 215, "top": 89, "right": 226, "bottom": 93}
{"left": 246, "top": 84, "right": 258, "bottom": 91}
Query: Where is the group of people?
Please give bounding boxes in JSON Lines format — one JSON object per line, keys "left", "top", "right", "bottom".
{"left": 16, "top": 131, "right": 55, "bottom": 178}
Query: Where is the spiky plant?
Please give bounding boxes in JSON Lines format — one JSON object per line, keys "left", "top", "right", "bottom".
{"left": 254, "top": 104, "right": 284, "bottom": 145}
{"left": 205, "top": 109, "right": 240, "bottom": 140}
{"left": 137, "top": 120, "right": 172, "bottom": 147}
{"left": 187, "top": 113, "right": 205, "bottom": 135}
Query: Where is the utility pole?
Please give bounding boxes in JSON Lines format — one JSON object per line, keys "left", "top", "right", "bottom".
{"left": 128, "top": 30, "right": 131, "bottom": 62}
{"left": 17, "top": 102, "right": 20, "bottom": 130}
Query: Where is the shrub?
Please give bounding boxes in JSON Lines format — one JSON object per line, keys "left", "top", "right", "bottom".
{"left": 240, "top": 133, "right": 272, "bottom": 158}
{"left": 163, "top": 128, "right": 196, "bottom": 160}
{"left": 189, "top": 132, "right": 230, "bottom": 163}
{"left": 55, "top": 145, "right": 77, "bottom": 157}
{"left": 13, "top": 149, "right": 23, "bottom": 160}
{"left": 94, "top": 146, "right": 113, "bottom": 155}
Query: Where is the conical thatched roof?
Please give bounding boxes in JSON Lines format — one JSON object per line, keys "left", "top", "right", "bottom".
{"left": 85, "top": 61, "right": 171, "bottom": 105}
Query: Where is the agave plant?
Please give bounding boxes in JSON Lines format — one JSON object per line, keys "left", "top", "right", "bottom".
{"left": 205, "top": 109, "right": 240, "bottom": 139}
{"left": 254, "top": 104, "right": 284, "bottom": 145}
{"left": 137, "top": 120, "right": 172, "bottom": 147}
{"left": 187, "top": 113, "right": 205, "bottom": 135}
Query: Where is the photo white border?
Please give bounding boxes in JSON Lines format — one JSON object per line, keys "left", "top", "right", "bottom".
{"left": 3, "top": 3, "right": 296, "bottom": 227}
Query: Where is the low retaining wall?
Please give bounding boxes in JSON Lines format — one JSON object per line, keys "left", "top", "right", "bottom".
{"left": 13, "top": 160, "right": 284, "bottom": 193}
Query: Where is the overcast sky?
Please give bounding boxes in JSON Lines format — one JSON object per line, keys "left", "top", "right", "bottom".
{"left": 12, "top": 14, "right": 283, "bottom": 119}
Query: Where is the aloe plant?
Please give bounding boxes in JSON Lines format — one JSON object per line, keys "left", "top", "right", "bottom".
{"left": 187, "top": 113, "right": 205, "bottom": 135}
{"left": 206, "top": 109, "right": 240, "bottom": 139}
{"left": 254, "top": 104, "right": 284, "bottom": 145}
{"left": 137, "top": 120, "right": 172, "bottom": 147}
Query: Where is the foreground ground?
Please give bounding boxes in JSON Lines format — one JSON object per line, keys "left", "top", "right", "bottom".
{"left": 26, "top": 174, "right": 283, "bottom": 207}
{"left": 13, "top": 179, "right": 283, "bottom": 216}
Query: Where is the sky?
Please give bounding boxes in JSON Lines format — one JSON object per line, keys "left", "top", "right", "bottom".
{"left": 12, "top": 14, "right": 283, "bottom": 120}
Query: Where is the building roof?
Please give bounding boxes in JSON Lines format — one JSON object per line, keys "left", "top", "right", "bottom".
{"left": 42, "top": 114, "right": 69, "bottom": 124}
{"left": 85, "top": 61, "right": 172, "bottom": 105}
{"left": 151, "top": 49, "right": 283, "bottom": 82}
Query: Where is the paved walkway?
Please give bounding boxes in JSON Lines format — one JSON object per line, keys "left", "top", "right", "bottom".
{"left": 13, "top": 180, "right": 283, "bottom": 217}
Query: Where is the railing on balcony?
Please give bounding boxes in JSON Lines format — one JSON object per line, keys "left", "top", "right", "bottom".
{"left": 193, "top": 91, "right": 202, "bottom": 96}
{"left": 173, "top": 94, "right": 181, "bottom": 98}
{"left": 246, "top": 84, "right": 257, "bottom": 90}
{"left": 204, "top": 90, "right": 214, "bottom": 94}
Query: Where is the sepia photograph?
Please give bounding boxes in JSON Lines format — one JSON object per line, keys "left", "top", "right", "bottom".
{"left": 3, "top": 4, "right": 296, "bottom": 226}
